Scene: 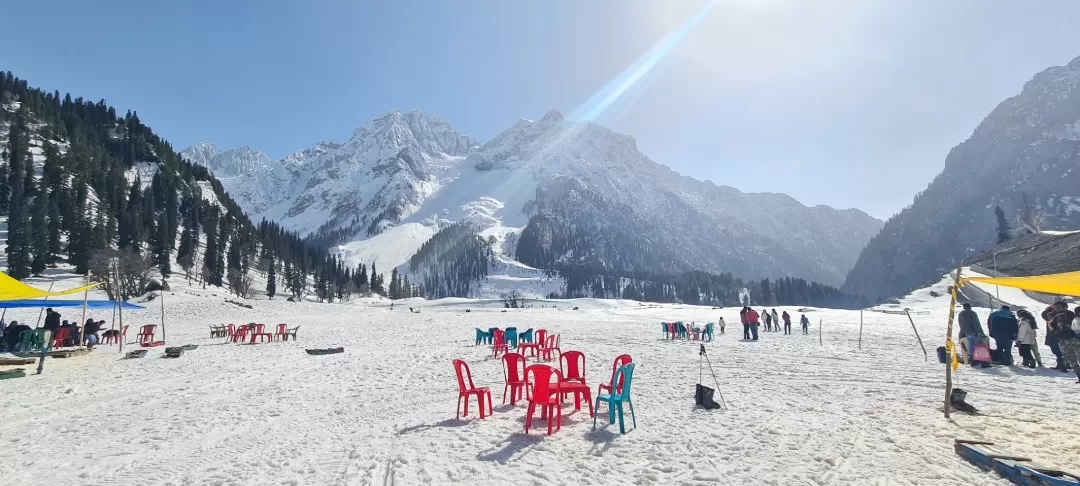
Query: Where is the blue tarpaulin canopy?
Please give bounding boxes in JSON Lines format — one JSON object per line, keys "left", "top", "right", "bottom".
{"left": 0, "top": 299, "right": 143, "bottom": 310}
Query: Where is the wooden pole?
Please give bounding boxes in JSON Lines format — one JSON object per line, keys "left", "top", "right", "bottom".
{"left": 859, "top": 309, "right": 864, "bottom": 349}
{"left": 77, "top": 269, "right": 90, "bottom": 347}
{"left": 818, "top": 318, "right": 823, "bottom": 346}
{"left": 115, "top": 260, "right": 124, "bottom": 354}
{"left": 905, "top": 309, "right": 928, "bottom": 362}
{"left": 159, "top": 288, "right": 166, "bottom": 343}
{"left": 944, "top": 264, "right": 964, "bottom": 418}
{"left": 35, "top": 281, "right": 56, "bottom": 328}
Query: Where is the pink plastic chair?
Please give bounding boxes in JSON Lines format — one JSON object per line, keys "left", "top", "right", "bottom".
{"left": 501, "top": 353, "right": 528, "bottom": 405}
{"left": 524, "top": 364, "right": 563, "bottom": 435}
{"left": 598, "top": 354, "right": 633, "bottom": 395}
{"left": 492, "top": 329, "right": 508, "bottom": 359}
{"left": 560, "top": 351, "right": 586, "bottom": 385}
{"left": 453, "top": 359, "right": 493, "bottom": 420}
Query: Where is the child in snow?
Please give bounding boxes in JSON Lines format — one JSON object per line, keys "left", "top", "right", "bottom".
{"left": 1015, "top": 309, "right": 1038, "bottom": 368}
{"left": 800, "top": 314, "right": 809, "bottom": 335}
{"left": 771, "top": 309, "right": 780, "bottom": 332}
{"left": 718, "top": 317, "right": 725, "bottom": 335}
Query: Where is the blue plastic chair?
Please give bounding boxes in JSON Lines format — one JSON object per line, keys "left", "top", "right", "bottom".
{"left": 486, "top": 328, "right": 498, "bottom": 345}
{"left": 519, "top": 328, "right": 533, "bottom": 344}
{"left": 505, "top": 327, "right": 518, "bottom": 348}
{"left": 703, "top": 323, "right": 714, "bottom": 342}
{"left": 661, "top": 322, "right": 668, "bottom": 339}
{"left": 593, "top": 363, "right": 636, "bottom": 434}
{"left": 675, "top": 322, "right": 687, "bottom": 340}
{"left": 475, "top": 328, "right": 490, "bottom": 346}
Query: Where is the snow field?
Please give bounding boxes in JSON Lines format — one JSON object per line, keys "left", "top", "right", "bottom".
{"left": 1, "top": 289, "right": 1078, "bottom": 485}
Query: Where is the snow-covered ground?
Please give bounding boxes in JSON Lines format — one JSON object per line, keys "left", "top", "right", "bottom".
{"left": 1, "top": 276, "right": 1078, "bottom": 485}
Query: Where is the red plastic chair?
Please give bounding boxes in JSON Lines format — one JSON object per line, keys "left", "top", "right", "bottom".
{"left": 492, "top": 329, "right": 508, "bottom": 359}
{"left": 518, "top": 331, "right": 542, "bottom": 359}
{"left": 274, "top": 324, "right": 288, "bottom": 341}
{"left": 453, "top": 359, "right": 492, "bottom": 420}
{"left": 501, "top": 352, "right": 528, "bottom": 405}
{"left": 524, "top": 364, "right": 564, "bottom": 435}
{"left": 560, "top": 351, "right": 586, "bottom": 385}
{"left": 136, "top": 325, "right": 157, "bottom": 344}
{"left": 252, "top": 324, "right": 274, "bottom": 343}
{"left": 535, "top": 329, "right": 548, "bottom": 348}
{"left": 688, "top": 325, "right": 700, "bottom": 341}
{"left": 667, "top": 322, "right": 677, "bottom": 340}
{"left": 51, "top": 328, "right": 71, "bottom": 349}
{"left": 225, "top": 324, "right": 237, "bottom": 342}
{"left": 598, "top": 354, "right": 633, "bottom": 396}
{"left": 102, "top": 325, "right": 128, "bottom": 345}
{"left": 230, "top": 325, "right": 250, "bottom": 344}
{"left": 540, "top": 334, "right": 561, "bottom": 361}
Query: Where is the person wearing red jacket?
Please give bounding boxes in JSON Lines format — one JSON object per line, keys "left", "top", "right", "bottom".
{"left": 746, "top": 308, "right": 760, "bottom": 341}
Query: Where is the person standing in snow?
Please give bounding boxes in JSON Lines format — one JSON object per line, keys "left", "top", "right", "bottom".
{"left": 747, "top": 308, "right": 760, "bottom": 341}
{"left": 718, "top": 317, "right": 726, "bottom": 335}
{"left": 988, "top": 305, "right": 1019, "bottom": 366}
{"left": 740, "top": 307, "right": 750, "bottom": 340}
{"left": 957, "top": 303, "right": 986, "bottom": 365}
{"left": 800, "top": 314, "right": 809, "bottom": 335}
{"left": 762, "top": 309, "right": 772, "bottom": 332}
{"left": 782, "top": 311, "right": 792, "bottom": 335}
{"left": 1055, "top": 306, "right": 1080, "bottom": 382}
{"left": 1015, "top": 309, "right": 1039, "bottom": 368}
{"left": 771, "top": 309, "right": 780, "bottom": 333}
{"left": 1042, "top": 303, "right": 1070, "bottom": 372}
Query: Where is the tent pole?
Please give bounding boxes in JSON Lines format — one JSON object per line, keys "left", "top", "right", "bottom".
{"left": 115, "top": 260, "right": 124, "bottom": 354}
{"left": 905, "top": 309, "right": 927, "bottom": 362}
{"left": 35, "top": 281, "right": 56, "bottom": 328}
{"left": 160, "top": 288, "right": 166, "bottom": 342}
{"left": 78, "top": 269, "right": 90, "bottom": 347}
{"left": 944, "top": 264, "right": 964, "bottom": 418}
{"left": 818, "top": 319, "right": 822, "bottom": 346}
{"left": 859, "top": 309, "right": 864, "bottom": 349}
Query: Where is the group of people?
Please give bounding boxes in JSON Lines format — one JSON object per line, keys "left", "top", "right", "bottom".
{"left": 956, "top": 301, "right": 1080, "bottom": 382}
{"left": 738, "top": 307, "right": 810, "bottom": 340}
{"left": 0, "top": 308, "right": 110, "bottom": 351}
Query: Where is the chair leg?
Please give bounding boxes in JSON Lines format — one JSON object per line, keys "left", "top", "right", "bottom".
{"left": 628, "top": 400, "right": 636, "bottom": 429}
{"left": 592, "top": 400, "right": 599, "bottom": 430}
{"left": 502, "top": 384, "right": 508, "bottom": 404}
{"left": 485, "top": 390, "right": 493, "bottom": 416}
{"left": 617, "top": 402, "right": 625, "bottom": 434}
{"left": 525, "top": 403, "right": 534, "bottom": 434}
{"left": 547, "top": 405, "right": 553, "bottom": 436}
{"left": 456, "top": 395, "right": 462, "bottom": 420}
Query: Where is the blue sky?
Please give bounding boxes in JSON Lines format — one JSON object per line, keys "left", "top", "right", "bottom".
{"left": 3, "top": 1, "right": 1080, "bottom": 219}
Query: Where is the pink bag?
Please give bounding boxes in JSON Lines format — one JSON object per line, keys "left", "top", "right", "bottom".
{"left": 972, "top": 343, "right": 992, "bottom": 363}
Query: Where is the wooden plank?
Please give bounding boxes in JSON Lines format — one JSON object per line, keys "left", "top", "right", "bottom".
{"left": 0, "top": 357, "right": 37, "bottom": 365}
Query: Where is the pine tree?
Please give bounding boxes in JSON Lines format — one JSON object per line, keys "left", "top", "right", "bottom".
{"left": 389, "top": 268, "right": 400, "bottom": 299}
{"left": 266, "top": 253, "right": 277, "bottom": 299}
{"left": 0, "top": 152, "right": 10, "bottom": 215}
{"left": 30, "top": 191, "right": 49, "bottom": 275}
{"left": 46, "top": 193, "right": 62, "bottom": 264}
{"left": 5, "top": 108, "right": 33, "bottom": 279}
{"left": 203, "top": 212, "right": 220, "bottom": 286}
{"left": 153, "top": 211, "right": 171, "bottom": 277}
{"left": 994, "top": 205, "right": 1012, "bottom": 244}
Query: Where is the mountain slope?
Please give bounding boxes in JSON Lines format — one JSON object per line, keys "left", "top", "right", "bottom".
{"left": 189, "top": 109, "right": 882, "bottom": 290}
{"left": 843, "top": 54, "right": 1080, "bottom": 300}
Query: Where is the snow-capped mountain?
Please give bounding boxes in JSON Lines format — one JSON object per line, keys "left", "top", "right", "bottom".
{"left": 185, "top": 109, "right": 882, "bottom": 291}
{"left": 844, "top": 54, "right": 1080, "bottom": 300}
{"left": 182, "top": 111, "right": 478, "bottom": 238}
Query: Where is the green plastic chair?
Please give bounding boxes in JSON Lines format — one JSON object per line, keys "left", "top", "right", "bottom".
{"left": 17, "top": 329, "right": 48, "bottom": 353}
{"left": 593, "top": 363, "right": 636, "bottom": 434}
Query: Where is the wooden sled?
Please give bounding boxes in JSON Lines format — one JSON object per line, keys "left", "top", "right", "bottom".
{"left": 140, "top": 341, "right": 166, "bottom": 348}
{"left": 305, "top": 347, "right": 344, "bottom": 356}
{"left": 955, "top": 439, "right": 1080, "bottom": 486}
{"left": 0, "top": 368, "right": 26, "bottom": 380}
{"left": 124, "top": 350, "right": 148, "bottom": 359}
{"left": 181, "top": 344, "right": 199, "bottom": 351}
{"left": 0, "top": 357, "right": 36, "bottom": 366}
{"left": 164, "top": 347, "right": 185, "bottom": 358}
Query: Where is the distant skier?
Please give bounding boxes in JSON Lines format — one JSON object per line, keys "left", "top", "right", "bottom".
{"left": 782, "top": 311, "right": 792, "bottom": 335}
{"left": 771, "top": 309, "right": 780, "bottom": 333}
{"left": 800, "top": 314, "right": 809, "bottom": 335}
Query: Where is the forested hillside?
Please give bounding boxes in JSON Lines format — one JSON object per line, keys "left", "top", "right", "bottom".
{"left": 0, "top": 71, "right": 364, "bottom": 300}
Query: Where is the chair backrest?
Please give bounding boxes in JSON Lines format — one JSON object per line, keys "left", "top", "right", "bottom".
{"left": 609, "top": 354, "right": 633, "bottom": 392}
{"left": 502, "top": 353, "right": 525, "bottom": 383}
{"left": 667, "top": 322, "right": 676, "bottom": 334}
{"left": 254, "top": 324, "right": 265, "bottom": 334}
{"left": 612, "top": 363, "right": 635, "bottom": 400}
{"left": 140, "top": 324, "right": 156, "bottom": 334}
{"left": 53, "top": 327, "right": 70, "bottom": 340}
{"left": 453, "top": 359, "right": 476, "bottom": 392}
{"left": 505, "top": 328, "right": 517, "bottom": 341}
{"left": 227, "top": 323, "right": 236, "bottom": 334}
{"left": 276, "top": 324, "right": 287, "bottom": 335}
{"left": 560, "top": 351, "right": 585, "bottom": 381}
{"left": 536, "top": 329, "right": 548, "bottom": 345}
{"left": 544, "top": 334, "right": 557, "bottom": 349}
{"left": 120, "top": 325, "right": 129, "bottom": 336}
{"left": 525, "top": 364, "right": 562, "bottom": 403}
{"left": 493, "top": 329, "right": 505, "bottom": 346}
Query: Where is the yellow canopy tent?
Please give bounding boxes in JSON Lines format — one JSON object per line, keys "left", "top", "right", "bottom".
{"left": 0, "top": 272, "right": 99, "bottom": 301}
{"left": 962, "top": 270, "right": 1080, "bottom": 297}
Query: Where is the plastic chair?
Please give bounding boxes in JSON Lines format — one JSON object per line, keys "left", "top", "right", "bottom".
{"left": 136, "top": 325, "right": 157, "bottom": 344}
{"left": 492, "top": 329, "right": 508, "bottom": 359}
{"left": 486, "top": 328, "right": 498, "bottom": 345}
{"left": 519, "top": 328, "right": 533, "bottom": 344}
{"left": 504, "top": 327, "right": 518, "bottom": 348}
{"left": 252, "top": 324, "right": 274, "bottom": 343}
{"left": 102, "top": 325, "right": 128, "bottom": 345}
{"left": 230, "top": 325, "right": 249, "bottom": 344}
{"left": 540, "top": 334, "right": 561, "bottom": 361}
{"left": 535, "top": 329, "right": 548, "bottom": 348}
{"left": 501, "top": 352, "right": 528, "bottom": 405}
{"left": 524, "top": 364, "right": 563, "bottom": 435}
{"left": 703, "top": 323, "right": 714, "bottom": 342}
{"left": 688, "top": 324, "right": 700, "bottom": 341}
{"left": 661, "top": 322, "right": 669, "bottom": 339}
{"left": 666, "top": 322, "right": 677, "bottom": 340}
{"left": 593, "top": 363, "right": 636, "bottom": 434}
{"left": 17, "top": 329, "right": 48, "bottom": 353}
{"left": 274, "top": 324, "right": 288, "bottom": 341}
{"left": 598, "top": 354, "right": 633, "bottom": 396}
{"left": 284, "top": 325, "right": 300, "bottom": 341}
{"left": 475, "top": 328, "right": 489, "bottom": 346}
{"left": 560, "top": 351, "right": 586, "bottom": 385}
{"left": 453, "top": 359, "right": 492, "bottom": 420}
{"left": 50, "top": 328, "right": 71, "bottom": 349}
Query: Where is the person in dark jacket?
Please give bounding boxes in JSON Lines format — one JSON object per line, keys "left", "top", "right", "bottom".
{"left": 83, "top": 319, "right": 102, "bottom": 347}
{"left": 746, "top": 308, "right": 760, "bottom": 341}
{"left": 988, "top": 305, "right": 1019, "bottom": 366}
{"left": 1043, "top": 303, "right": 1071, "bottom": 372}
{"left": 800, "top": 314, "right": 809, "bottom": 334}
{"left": 782, "top": 311, "right": 792, "bottom": 335}
{"left": 4, "top": 321, "right": 30, "bottom": 351}
{"left": 1051, "top": 306, "right": 1079, "bottom": 380}
{"left": 957, "top": 303, "right": 985, "bottom": 364}
{"left": 43, "top": 308, "right": 61, "bottom": 332}
{"left": 763, "top": 309, "right": 773, "bottom": 332}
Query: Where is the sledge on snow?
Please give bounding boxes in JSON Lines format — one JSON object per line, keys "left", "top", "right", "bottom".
{"left": 955, "top": 439, "right": 1080, "bottom": 486}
